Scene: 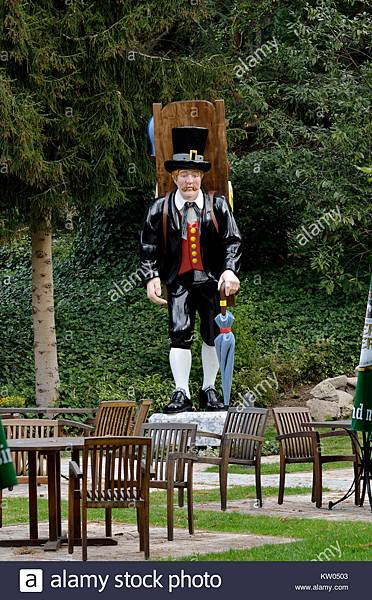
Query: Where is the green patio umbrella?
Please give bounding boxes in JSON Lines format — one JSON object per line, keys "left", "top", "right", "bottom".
{"left": 0, "top": 418, "right": 17, "bottom": 490}
{"left": 352, "top": 274, "right": 372, "bottom": 434}
{"left": 350, "top": 274, "right": 372, "bottom": 509}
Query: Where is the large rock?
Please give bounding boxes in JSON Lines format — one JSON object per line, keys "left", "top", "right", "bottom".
{"left": 149, "top": 411, "right": 227, "bottom": 447}
{"left": 306, "top": 398, "right": 340, "bottom": 421}
{"left": 347, "top": 376, "right": 358, "bottom": 388}
{"left": 324, "top": 375, "right": 348, "bottom": 389}
{"left": 310, "top": 380, "right": 338, "bottom": 402}
{"left": 336, "top": 390, "right": 354, "bottom": 418}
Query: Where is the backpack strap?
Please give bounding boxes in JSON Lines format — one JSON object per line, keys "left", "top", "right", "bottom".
{"left": 208, "top": 191, "right": 220, "bottom": 234}
{"left": 162, "top": 193, "right": 170, "bottom": 249}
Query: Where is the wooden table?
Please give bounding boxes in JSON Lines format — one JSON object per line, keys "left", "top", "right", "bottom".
{"left": 301, "top": 420, "right": 372, "bottom": 511}
{"left": 0, "top": 437, "right": 117, "bottom": 551}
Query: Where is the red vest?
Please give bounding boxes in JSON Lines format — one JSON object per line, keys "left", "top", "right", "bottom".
{"left": 178, "top": 220, "right": 204, "bottom": 275}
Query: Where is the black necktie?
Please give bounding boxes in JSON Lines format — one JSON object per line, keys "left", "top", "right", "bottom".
{"left": 181, "top": 202, "right": 200, "bottom": 240}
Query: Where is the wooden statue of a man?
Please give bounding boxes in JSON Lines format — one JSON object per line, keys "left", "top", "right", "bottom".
{"left": 140, "top": 126, "right": 241, "bottom": 413}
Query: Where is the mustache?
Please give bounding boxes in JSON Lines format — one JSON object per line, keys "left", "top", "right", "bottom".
{"left": 181, "top": 185, "right": 198, "bottom": 191}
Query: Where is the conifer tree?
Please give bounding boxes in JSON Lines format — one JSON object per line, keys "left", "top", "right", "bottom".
{"left": 0, "top": 0, "right": 228, "bottom": 404}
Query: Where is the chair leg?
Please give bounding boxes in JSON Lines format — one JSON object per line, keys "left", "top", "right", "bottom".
{"left": 0, "top": 489, "right": 2, "bottom": 528}
{"left": 82, "top": 504, "right": 88, "bottom": 561}
{"left": 68, "top": 476, "right": 74, "bottom": 554}
{"left": 138, "top": 505, "right": 144, "bottom": 552}
{"left": 178, "top": 487, "right": 184, "bottom": 508}
{"left": 314, "top": 459, "right": 322, "bottom": 508}
{"left": 311, "top": 464, "right": 316, "bottom": 503}
{"left": 105, "top": 508, "right": 112, "bottom": 537}
{"left": 167, "top": 481, "right": 174, "bottom": 541}
{"left": 167, "top": 460, "right": 175, "bottom": 541}
{"left": 255, "top": 460, "right": 262, "bottom": 508}
{"left": 278, "top": 457, "right": 285, "bottom": 505}
{"left": 187, "top": 464, "right": 194, "bottom": 535}
{"left": 136, "top": 506, "right": 140, "bottom": 533}
{"left": 219, "top": 462, "right": 228, "bottom": 511}
{"left": 144, "top": 501, "right": 150, "bottom": 559}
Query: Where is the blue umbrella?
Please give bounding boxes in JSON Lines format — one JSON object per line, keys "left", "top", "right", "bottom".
{"left": 214, "top": 290, "right": 236, "bottom": 407}
{"left": 147, "top": 116, "right": 155, "bottom": 157}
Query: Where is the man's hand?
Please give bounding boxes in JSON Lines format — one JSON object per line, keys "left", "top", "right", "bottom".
{"left": 146, "top": 277, "right": 167, "bottom": 306}
{"left": 217, "top": 269, "right": 240, "bottom": 297}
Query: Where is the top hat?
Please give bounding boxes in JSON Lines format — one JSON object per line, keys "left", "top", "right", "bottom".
{"left": 164, "top": 126, "right": 211, "bottom": 173}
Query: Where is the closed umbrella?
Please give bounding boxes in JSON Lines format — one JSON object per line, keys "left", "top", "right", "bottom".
{"left": 351, "top": 274, "right": 372, "bottom": 509}
{"left": 214, "top": 284, "right": 236, "bottom": 408}
{"left": 0, "top": 418, "right": 17, "bottom": 490}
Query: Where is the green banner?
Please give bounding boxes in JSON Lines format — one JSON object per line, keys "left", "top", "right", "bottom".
{"left": 352, "top": 275, "right": 372, "bottom": 433}
{"left": 0, "top": 418, "right": 17, "bottom": 490}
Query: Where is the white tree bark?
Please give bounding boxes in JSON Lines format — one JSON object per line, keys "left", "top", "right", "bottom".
{"left": 31, "top": 209, "right": 60, "bottom": 406}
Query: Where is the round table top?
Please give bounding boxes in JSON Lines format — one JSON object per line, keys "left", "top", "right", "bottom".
{"left": 6, "top": 436, "right": 86, "bottom": 452}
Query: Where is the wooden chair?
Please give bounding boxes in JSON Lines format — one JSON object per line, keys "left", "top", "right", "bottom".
{"left": 68, "top": 436, "right": 151, "bottom": 561}
{"left": 2, "top": 419, "right": 61, "bottom": 484}
{"left": 272, "top": 406, "right": 360, "bottom": 508}
{"left": 193, "top": 407, "right": 268, "bottom": 510}
{"left": 141, "top": 422, "right": 196, "bottom": 541}
{"left": 84, "top": 401, "right": 151, "bottom": 533}
{"left": 91, "top": 400, "right": 151, "bottom": 436}
{"left": 0, "top": 417, "right": 92, "bottom": 527}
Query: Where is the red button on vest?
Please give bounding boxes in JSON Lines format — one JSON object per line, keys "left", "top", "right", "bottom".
{"left": 178, "top": 221, "right": 204, "bottom": 275}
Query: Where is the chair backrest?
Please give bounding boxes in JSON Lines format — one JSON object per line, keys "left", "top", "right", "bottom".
{"left": 272, "top": 407, "right": 313, "bottom": 459}
{"left": 3, "top": 419, "right": 60, "bottom": 480}
{"left": 141, "top": 422, "right": 197, "bottom": 482}
{"left": 82, "top": 436, "right": 151, "bottom": 505}
{"left": 94, "top": 400, "right": 151, "bottom": 437}
{"left": 222, "top": 407, "right": 268, "bottom": 460}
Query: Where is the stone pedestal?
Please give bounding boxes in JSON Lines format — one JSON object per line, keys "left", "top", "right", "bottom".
{"left": 149, "top": 412, "right": 227, "bottom": 447}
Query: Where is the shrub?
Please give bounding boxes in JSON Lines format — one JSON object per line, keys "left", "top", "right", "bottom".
{"left": 0, "top": 396, "right": 26, "bottom": 408}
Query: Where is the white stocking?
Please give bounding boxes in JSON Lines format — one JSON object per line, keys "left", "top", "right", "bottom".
{"left": 201, "top": 342, "right": 220, "bottom": 390}
{"left": 169, "top": 348, "right": 192, "bottom": 399}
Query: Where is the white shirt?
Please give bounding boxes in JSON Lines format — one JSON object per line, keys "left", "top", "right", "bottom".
{"left": 175, "top": 189, "right": 204, "bottom": 211}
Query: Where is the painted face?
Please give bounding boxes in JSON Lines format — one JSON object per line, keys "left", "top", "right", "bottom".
{"left": 173, "top": 169, "right": 203, "bottom": 201}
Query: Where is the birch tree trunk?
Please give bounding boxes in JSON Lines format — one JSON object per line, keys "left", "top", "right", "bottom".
{"left": 31, "top": 209, "right": 60, "bottom": 406}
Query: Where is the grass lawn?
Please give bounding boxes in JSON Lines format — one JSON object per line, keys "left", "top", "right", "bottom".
{"left": 206, "top": 461, "right": 354, "bottom": 475}
{"left": 4, "top": 483, "right": 366, "bottom": 562}
{"left": 1, "top": 485, "right": 312, "bottom": 527}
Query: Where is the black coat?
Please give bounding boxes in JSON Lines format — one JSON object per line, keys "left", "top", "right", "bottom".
{"left": 139, "top": 189, "right": 242, "bottom": 285}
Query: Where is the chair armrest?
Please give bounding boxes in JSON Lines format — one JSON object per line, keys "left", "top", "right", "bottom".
{"left": 224, "top": 433, "right": 265, "bottom": 443}
{"left": 276, "top": 431, "right": 317, "bottom": 441}
{"left": 69, "top": 461, "right": 82, "bottom": 478}
{"left": 318, "top": 430, "right": 353, "bottom": 439}
{"left": 196, "top": 430, "right": 222, "bottom": 440}
{"left": 58, "top": 419, "right": 94, "bottom": 433}
{"left": 168, "top": 451, "right": 197, "bottom": 462}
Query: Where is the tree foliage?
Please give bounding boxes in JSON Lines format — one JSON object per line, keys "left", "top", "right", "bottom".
{"left": 0, "top": 0, "right": 370, "bottom": 289}
{"left": 0, "top": 0, "right": 229, "bottom": 231}
{"left": 223, "top": 0, "right": 371, "bottom": 290}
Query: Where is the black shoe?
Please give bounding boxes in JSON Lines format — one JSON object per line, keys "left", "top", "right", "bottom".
{"left": 164, "top": 389, "right": 192, "bottom": 414}
{"left": 199, "top": 386, "right": 225, "bottom": 411}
